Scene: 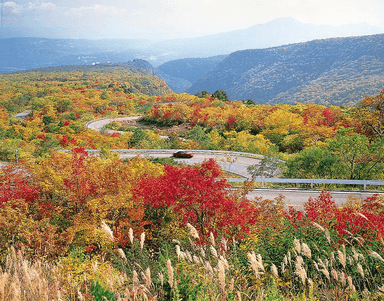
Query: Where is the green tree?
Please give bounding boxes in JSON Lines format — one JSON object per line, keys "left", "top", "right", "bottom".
{"left": 185, "top": 126, "right": 211, "bottom": 149}
{"left": 129, "top": 128, "right": 150, "bottom": 148}
{"left": 212, "top": 90, "right": 228, "bottom": 102}
{"left": 284, "top": 146, "right": 338, "bottom": 179}
{"left": 328, "top": 129, "right": 384, "bottom": 180}
{"left": 55, "top": 98, "right": 72, "bottom": 113}
{"left": 194, "top": 90, "right": 210, "bottom": 98}
{"left": 247, "top": 156, "right": 285, "bottom": 179}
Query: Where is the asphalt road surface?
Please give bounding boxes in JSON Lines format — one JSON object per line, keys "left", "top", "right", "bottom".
{"left": 245, "top": 188, "right": 382, "bottom": 209}
{"left": 119, "top": 151, "right": 261, "bottom": 178}
{"left": 86, "top": 115, "right": 141, "bottom": 134}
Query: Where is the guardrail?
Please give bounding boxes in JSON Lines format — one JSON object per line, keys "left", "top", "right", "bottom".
{"left": 228, "top": 177, "right": 384, "bottom": 190}
{"left": 81, "top": 148, "right": 267, "bottom": 159}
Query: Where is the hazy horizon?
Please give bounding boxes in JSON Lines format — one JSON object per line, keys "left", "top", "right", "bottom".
{"left": 1, "top": 0, "right": 384, "bottom": 41}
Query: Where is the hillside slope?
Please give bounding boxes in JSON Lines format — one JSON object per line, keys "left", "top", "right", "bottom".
{"left": 188, "top": 34, "right": 384, "bottom": 105}
{"left": 0, "top": 37, "right": 162, "bottom": 73}
{"left": 23, "top": 62, "right": 173, "bottom": 96}
{"left": 157, "top": 55, "right": 227, "bottom": 83}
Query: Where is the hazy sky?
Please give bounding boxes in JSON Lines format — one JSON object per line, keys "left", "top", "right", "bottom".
{"left": 1, "top": 0, "right": 384, "bottom": 40}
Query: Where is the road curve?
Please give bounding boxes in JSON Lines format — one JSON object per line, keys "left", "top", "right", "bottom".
{"left": 118, "top": 150, "right": 262, "bottom": 179}
{"left": 86, "top": 117, "right": 383, "bottom": 206}
{"left": 86, "top": 116, "right": 264, "bottom": 178}
{"left": 86, "top": 115, "right": 141, "bottom": 134}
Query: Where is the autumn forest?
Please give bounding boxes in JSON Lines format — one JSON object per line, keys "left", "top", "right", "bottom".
{"left": 1, "top": 68, "right": 384, "bottom": 300}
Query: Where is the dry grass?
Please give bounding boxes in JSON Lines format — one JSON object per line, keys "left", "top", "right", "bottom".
{"left": 1, "top": 221, "right": 384, "bottom": 301}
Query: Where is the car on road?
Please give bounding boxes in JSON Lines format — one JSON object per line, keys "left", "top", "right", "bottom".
{"left": 172, "top": 150, "right": 194, "bottom": 158}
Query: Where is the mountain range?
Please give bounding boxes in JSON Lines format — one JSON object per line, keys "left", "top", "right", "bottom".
{"left": 152, "top": 17, "right": 382, "bottom": 58}
{"left": 185, "top": 34, "right": 384, "bottom": 105}
{"left": 0, "top": 18, "right": 381, "bottom": 73}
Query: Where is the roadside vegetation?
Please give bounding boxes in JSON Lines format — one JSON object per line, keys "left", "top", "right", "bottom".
{"left": 1, "top": 70, "right": 384, "bottom": 300}
{"left": 1, "top": 150, "right": 384, "bottom": 300}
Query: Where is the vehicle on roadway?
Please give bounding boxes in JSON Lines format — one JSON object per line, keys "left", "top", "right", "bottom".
{"left": 172, "top": 150, "right": 194, "bottom": 158}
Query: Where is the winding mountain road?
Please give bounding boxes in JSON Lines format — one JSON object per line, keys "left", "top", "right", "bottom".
{"left": 87, "top": 116, "right": 264, "bottom": 178}
{"left": 86, "top": 116, "right": 383, "bottom": 207}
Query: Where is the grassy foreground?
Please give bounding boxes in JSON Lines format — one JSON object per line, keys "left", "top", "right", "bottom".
{"left": 1, "top": 192, "right": 384, "bottom": 300}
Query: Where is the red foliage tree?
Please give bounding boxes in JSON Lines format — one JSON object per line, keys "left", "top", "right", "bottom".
{"left": 303, "top": 190, "right": 384, "bottom": 243}
{"left": 133, "top": 159, "right": 257, "bottom": 240}
{"left": 0, "top": 165, "right": 38, "bottom": 207}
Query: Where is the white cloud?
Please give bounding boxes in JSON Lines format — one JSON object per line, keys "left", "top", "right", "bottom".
{"left": 3, "top": 2, "right": 24, "bottom": 13}
{"left": 4, "top": 1, "right": 57, "bottom": 13}
{"left": 26, "top": 2, "right": 56, "bottom": 10}
{"left": 68, "top": 4, "right": 126, "bottom": 17}
{"left": 40, "top": 2, "right": 56, "bottom": 10}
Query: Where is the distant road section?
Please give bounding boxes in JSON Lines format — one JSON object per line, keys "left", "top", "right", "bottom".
{"left": 14, "top": 110, "right": 32, "bottom": 120}
{"left": 86, "top": 115, "right": 141, "bottom": 133}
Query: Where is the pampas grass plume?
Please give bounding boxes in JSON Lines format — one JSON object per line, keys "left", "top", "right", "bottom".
{"left": 293, "top": 238, "right": 301, "bottom": 254}
{"left": 158, "top": 273, "right": 164, "bottom": 286}
{"left": 200, "top": 247, "right": 206, "bottom": 258}
{"left": 221, "top": 237, "right": 228, "bottom": 252}
{"left": 166, "top": 259, "right": 174, "bottom": 288}
{"left": 205, "top": 261, "right": 214, "bottom": 274}
{"left": 356, "top": 263, "right": 364, "bottom": 279}
{"left": 186, "top": 223, "right": 200, "bottom": 240}
{"left": 101, "top": 221, "right": 114, "bottom": 242}
{"left": 312, "top": 221, "right": 325, "bottom": 231}
{"left": 229, "top": 278, "right": 234, "bottom": 292}
{"left": 209, "top": 232, "right": 215, "bottom": 246}
{"left": 132, "top": 270, "right": 139, "bottom": 286}
{"left": 248, "top": 251, "right": 264, "bottom": 278}
{"left": 140, "top": 232, "right": 145, "bottom": 250}
{"left": 193, "top": 255, "right": 201, "bottom": 265}
{"left": 145, "top": 267, "right": 151, "bottom": 288}
{"left": 331, "top": 269, "right": 338, "bottom": 281}
{"left": 176, "top": 245, "right": 181, "bottom": 260}
{"left": 210, "top": 246, "right": 218, "bottom": 258}
{"left": 295, "top": 256, "right": 307, "bottom": 285}
{"left": 347, "top": 276, "right": 356, "bottom": 292}
{"left": 129, "top": 228, "right": 134, "bottom": 244}
{"left": 271, "top": 263, "right": 279, "bottom": 278}
{"left": 338, "top": 249, "right": 346, "bottom": 268}
{"left": 218, "top": 259, "right": 226, "bottom": 292}
{"left": 325, "top": 228, "right": 331, "bottom": 244}
{"left": 117, "top": 248, "right": 127, "bottom": 261}
{"left": 369, "top": 251, "right": 384, "bottom": 262}
{"left": 301, "top": 243, "right": 312, "bottom": 258}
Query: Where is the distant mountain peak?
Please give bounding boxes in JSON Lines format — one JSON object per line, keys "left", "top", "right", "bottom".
{"left": 264, "top": 17, "right": 301, "bottom": 25}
